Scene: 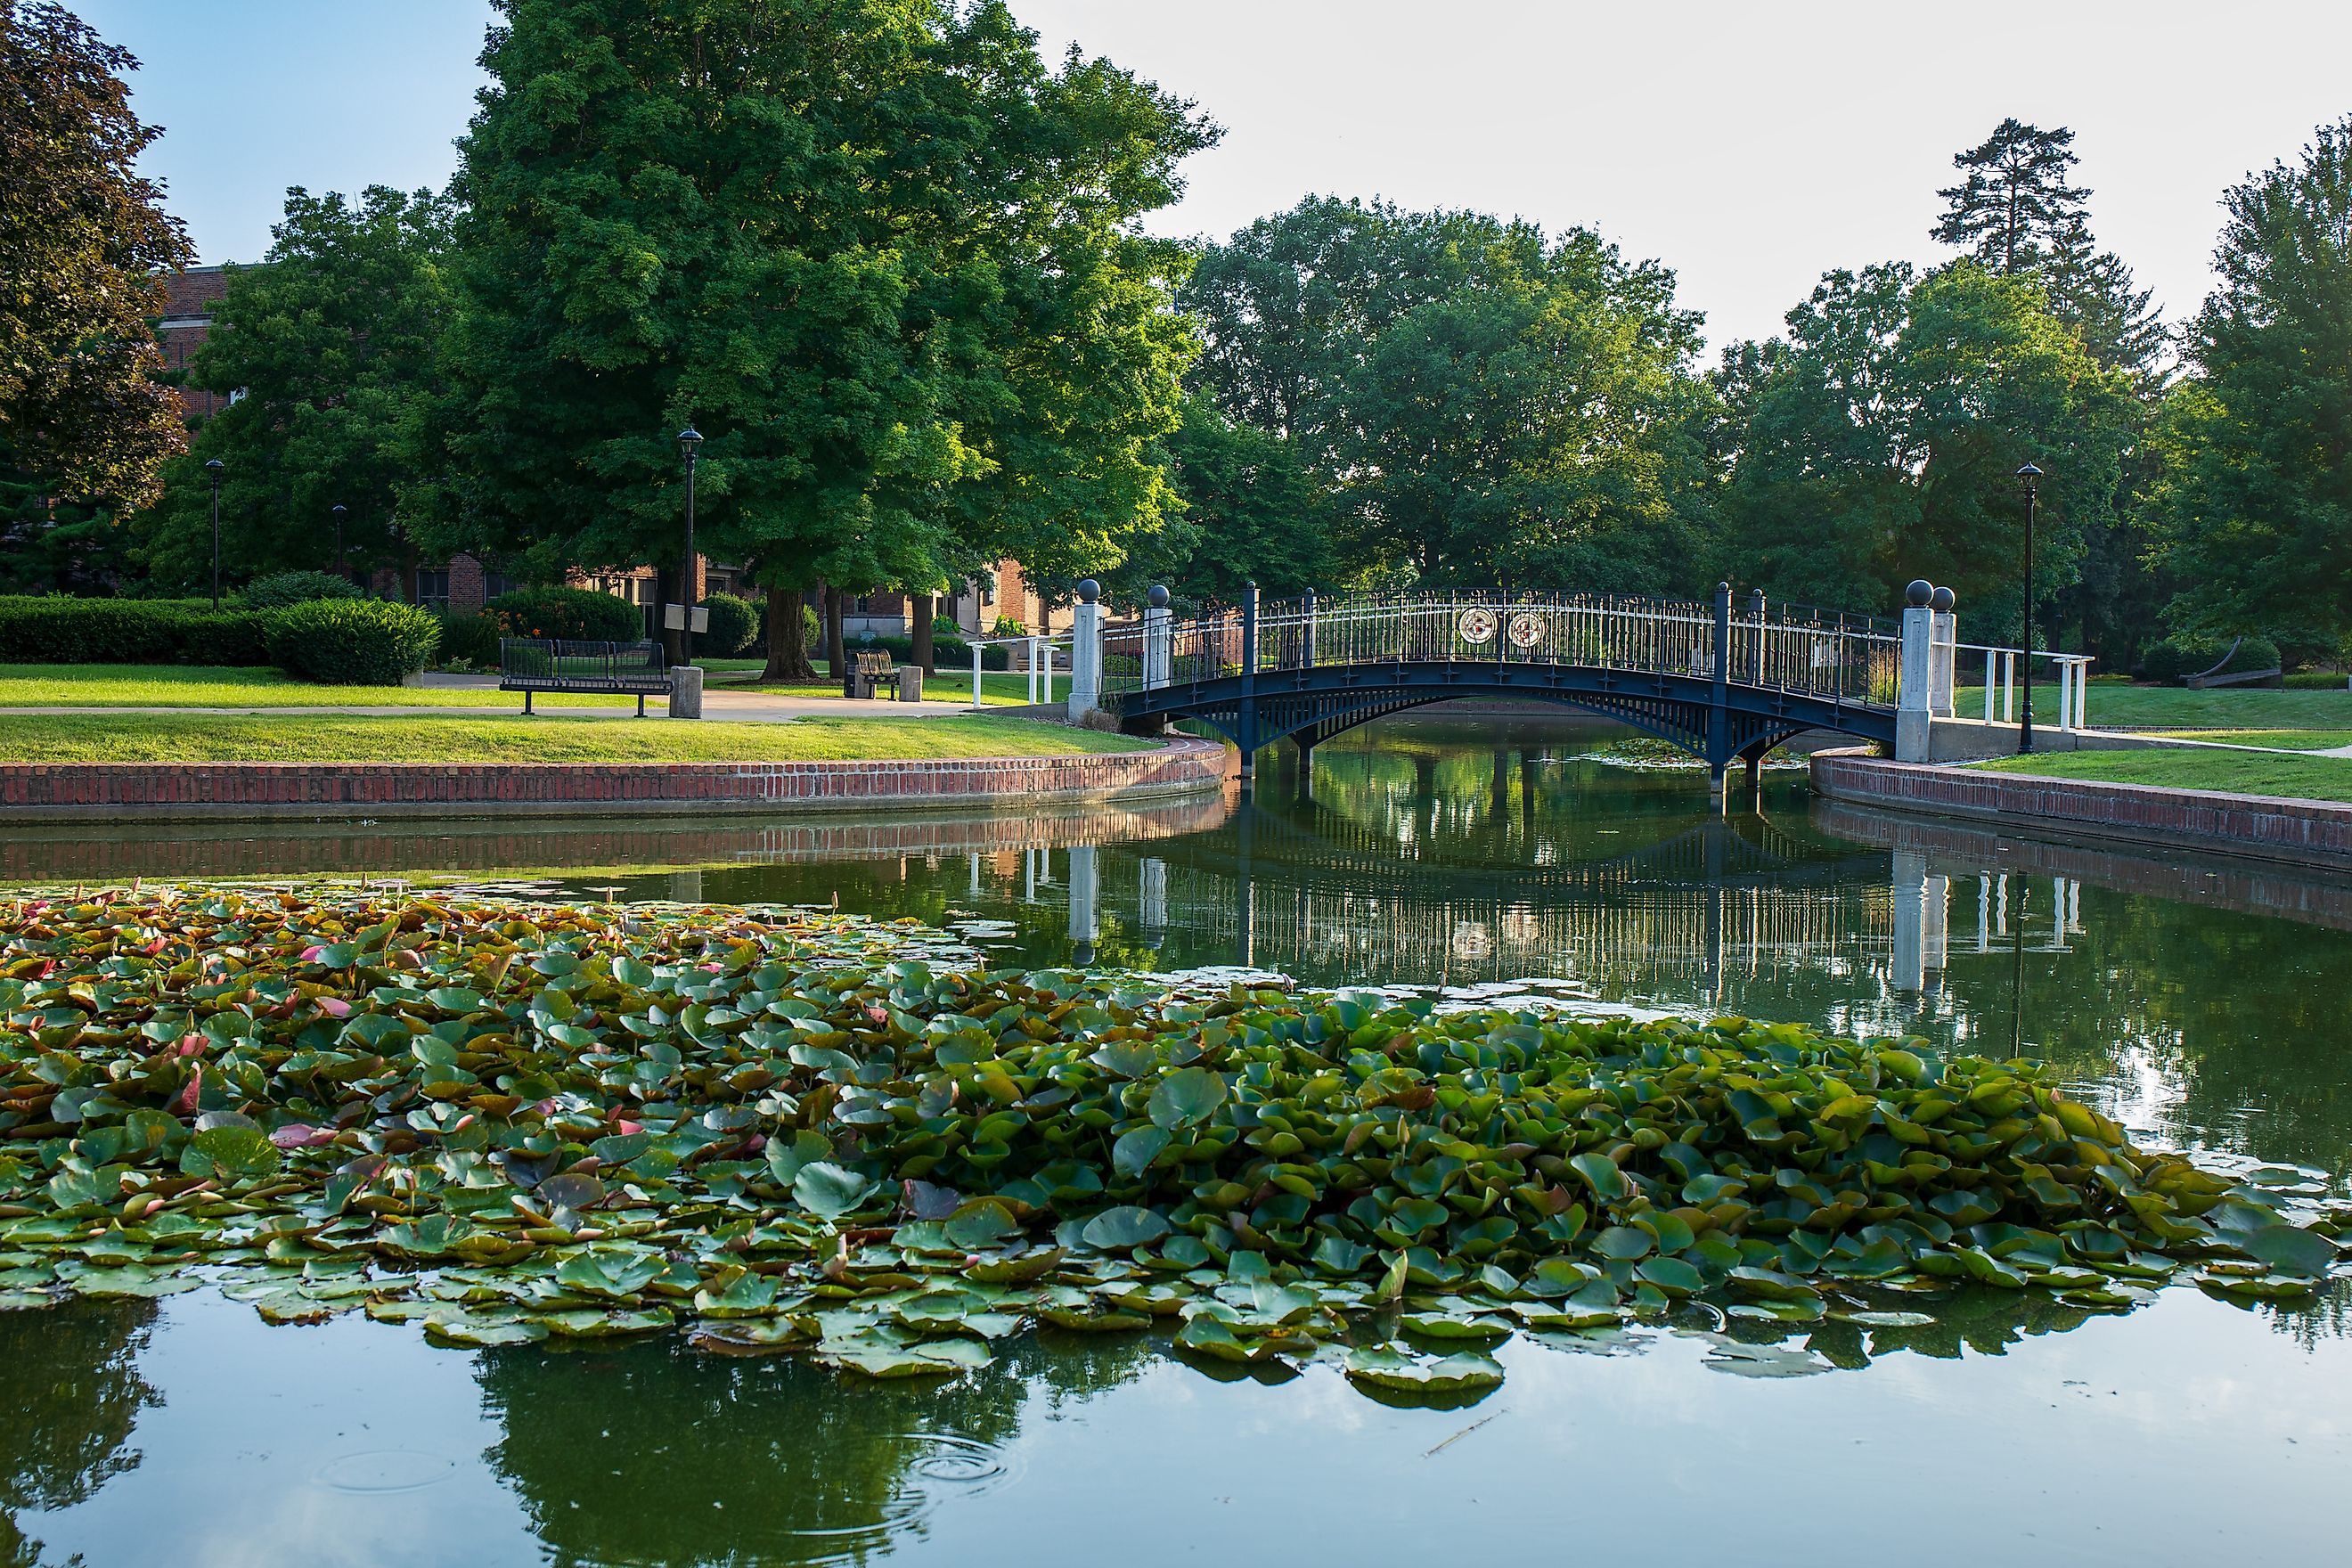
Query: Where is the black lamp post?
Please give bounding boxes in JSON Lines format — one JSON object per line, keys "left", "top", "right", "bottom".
{"left": 331, "top": 504, "right": 347, "bottom": 584}
{"left": 204, "top": 459, "right": 225, "bottom": 609}
{"left": 676, "top": 428, "right": 702, "bottom": 665}
{"left": 2015, "top": 463, "right": 2041, "bottom": 754}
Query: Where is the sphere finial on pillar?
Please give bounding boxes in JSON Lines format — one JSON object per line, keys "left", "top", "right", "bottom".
{"left": 1076, "top": 578, "right": 1100, "bottom": 603}
{"left": 1930, "top": 585, "right": 1956, "bottom": 613}
{"left": 1906, "top": 579, "right": 1934, "bottom": 608}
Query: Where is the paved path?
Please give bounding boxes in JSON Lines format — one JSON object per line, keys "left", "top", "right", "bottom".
{"left": 6, "top": 690, "right": 983, "bottom": 723}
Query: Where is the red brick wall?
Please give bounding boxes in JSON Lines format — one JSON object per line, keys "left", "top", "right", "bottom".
{"left": 157, "top": 265, "right": 239, "bottom": 422}
{"left": 1810, "top": 752, "right": 2352, "bottom": 870}
{"left": 0, "top": 737, "right": 1229, "bottom": 821}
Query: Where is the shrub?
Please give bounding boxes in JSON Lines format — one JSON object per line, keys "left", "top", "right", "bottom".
{"left": 486, "top": 586, "right": 645, "bottom": 643}
{"left": 0, "top": 596, "right": 271, "bottom": 665}
{"left": 241, "top": 571, "right": 363, "bottom": 611}
{"left": 2285, "top": 671, "right": 2350, "bottom": 690}
{"left": 2143, "top": 636, "right": 2283, "bottom": 685}
{"left": 698, "top": 593, "right": 757, "bottom": 657}
{"left": 434, "top": 612, "right": 502, "bottom": 671}
{"left": 264, "top": 600, "right": 440, "bottom": 685}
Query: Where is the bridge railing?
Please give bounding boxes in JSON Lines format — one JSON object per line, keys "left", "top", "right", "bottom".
{"left": 1101, "top": 588, "right": 1904, "bottom": 710}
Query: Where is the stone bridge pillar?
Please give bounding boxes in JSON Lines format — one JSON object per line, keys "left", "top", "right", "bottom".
{"left": 1930, "top": 585, "right": 1957, "bottom": 717}
{"left": 1068, "top": 578, "right": 1103, "bottom": 722}
{"left": 1142, "top": 585, "right": 1172, "bottom": 690}
{"left": 1896, "top": 580, "right": 1936, "bottom": 762}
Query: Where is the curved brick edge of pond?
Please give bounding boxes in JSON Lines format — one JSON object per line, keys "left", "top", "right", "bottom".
{"left": 1810, "top": 748, "right": 2352, "bottom": 872}
{"left": 0, "top": 735, "right": 1229, "bottom": 823}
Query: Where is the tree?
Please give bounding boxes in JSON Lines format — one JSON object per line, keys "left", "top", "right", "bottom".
{"left": 2152, "top": 118, "right": 2352, "bottom": 653}
{"left": 1181, "top": 200, "right": 1718, "bottom": 592}
{"left": 1933, "top": 118, "right": 2090, "bottom": 278}
{"left": 0, "top": 1, "right": 191, "bottom": 590}
{"left": 1162, "top": 393, "right": 1324, "bottom": 603}
{"left": 1719, "top": 261, "right": 2136, "bottom": 633}
{"left": 414, "top": 0, "right": 1208, "bottom": 667}
{"left": 140, "top": 186, "right": 451, "bottom": 593}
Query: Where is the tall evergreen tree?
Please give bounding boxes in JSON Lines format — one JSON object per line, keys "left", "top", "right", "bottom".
{"left": 141, "top": 186, "right": 451, "bottom": 593}
{"left": 2154, "top": 118, "right": 2352, "bottom": 654}
{"left": 1933, "top": 118, "right": 2090, "bottom": 277}
{"left": 0, "top": 1, "right": 191, "bottom": 591}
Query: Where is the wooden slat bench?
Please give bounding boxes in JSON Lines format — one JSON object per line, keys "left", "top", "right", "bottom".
{"left": 500, "top": 639, "right": 671, "bottom": 715}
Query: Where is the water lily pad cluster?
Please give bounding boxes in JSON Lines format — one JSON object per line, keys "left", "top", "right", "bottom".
{"left": 1, "top": 887, "right": 2343, "bottom": 1398}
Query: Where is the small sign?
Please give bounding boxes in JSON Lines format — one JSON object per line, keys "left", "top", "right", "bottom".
{"left": 662, "top": 604, "right": 710, "bottom": 633}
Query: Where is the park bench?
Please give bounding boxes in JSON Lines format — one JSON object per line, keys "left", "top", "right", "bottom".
{"left": 845, "top": 649, "right": 909, "bottom": 699}
{"left": 500, "top": 638, "right": 671, "bottom": 715}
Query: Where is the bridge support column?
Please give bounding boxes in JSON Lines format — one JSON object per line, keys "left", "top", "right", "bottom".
{"left": 1707, "top": 764, "right": 1728, "bottom": 813}
{"left": 1896, "top": 581, "right": 1936, "bottom": 762}
{"left": 1142, "top": 587, "right": 1172, "bottom": 690}
{"left": 1068, "top": 579, "right": 1103, "bottom": 722}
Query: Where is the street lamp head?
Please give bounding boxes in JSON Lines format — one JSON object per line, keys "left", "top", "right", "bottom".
{"left": 2015, "top": 462, "right": 2042, "bottom": 480}
{"left": 331, "top": 504, "right": 347, "bottom": 519}
{"left": 676, "top": 427, "right": 703, "bottom": 456}
{"left": 204, "top": 459, "right": 224, "bottom": 476}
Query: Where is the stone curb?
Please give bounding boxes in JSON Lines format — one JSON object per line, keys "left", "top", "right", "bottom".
{"left": 1809, "top": 748, "right": 2352, "bottom": 871}
{"left": 0, "top": 737, "right": 1229, "bottom": 824}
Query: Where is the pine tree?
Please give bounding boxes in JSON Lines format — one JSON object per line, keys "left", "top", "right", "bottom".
{"left": 1932, "top": 118, "right": 2089, "bottom": 277}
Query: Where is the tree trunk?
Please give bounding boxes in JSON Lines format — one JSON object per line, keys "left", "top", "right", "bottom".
{"left": 822, "top": 582, "right": 846, "bottom": 675}
{"left": 911, "top": 591, "right": 935, "bottom": 674}
{"left": 763, "top": 584, "right": 816, "bottom": 682}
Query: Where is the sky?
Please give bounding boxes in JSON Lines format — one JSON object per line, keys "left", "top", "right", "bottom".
{"left": 76, "top": 0, "right": 2352, "bottom": 353}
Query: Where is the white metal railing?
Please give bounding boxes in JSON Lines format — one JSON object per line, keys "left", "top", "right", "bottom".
{"left": 960, "top": 632, "right": 1072, "bottom": 712}
{"left": 1951, "top": 642, "right": 2095, "bottom": 731}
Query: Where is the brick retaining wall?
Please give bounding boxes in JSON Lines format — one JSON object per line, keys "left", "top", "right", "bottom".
{"left": 1810, "top": 749, "right": 2352, "bottom": 871}
{"left": 0, "top": 737, "right": 1229, "bottom": 823}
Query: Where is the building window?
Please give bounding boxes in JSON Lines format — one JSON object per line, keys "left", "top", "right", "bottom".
{"left": 416, "top": 569, "right": 451, "bottom": 613}
{"left": 483, "top": 572, "right": 515, "bottom": 600}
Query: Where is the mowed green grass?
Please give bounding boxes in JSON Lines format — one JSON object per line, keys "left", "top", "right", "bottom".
{"left": 0, "top": 665, "right": 647, "bottom": 709}
{"left": 0, "top": 712, "right": 1149, "bottom": 764}
{"left": 2140, "top": 729, "right": 2352, "bottom": 752}
{"left": 1973, "top": 747, "right": 2352, "bottom": 804}
{"left": 715, "top": 667, "right": 1042, "bottom": 706}
{"left": 1955, "top": 682, "right": 2352, "bottom": 730}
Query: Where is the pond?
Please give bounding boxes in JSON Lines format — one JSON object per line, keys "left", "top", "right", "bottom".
{"left": 4, "top": 715, "right": 2349, "bottom": 1566}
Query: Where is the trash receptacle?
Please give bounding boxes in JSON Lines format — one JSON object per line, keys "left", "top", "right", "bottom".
{"left": 669, "top": 663, "right": 704, "bottom": 719}
{"left": 895, "top": 665, "right": 924, "bottom": 702}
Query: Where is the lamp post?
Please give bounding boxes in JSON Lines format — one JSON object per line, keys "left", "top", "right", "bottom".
{"left": 331, "top": 504, "right": 347, "bottom": 584}
{"left": 2015, "top": 463, "right": 2041, "bottom": 754}
{"left": 676, "top": 427, "right": 702, "bottom": 666}
{"left": 205, "top": 460, "right": 225, "bottom": 609}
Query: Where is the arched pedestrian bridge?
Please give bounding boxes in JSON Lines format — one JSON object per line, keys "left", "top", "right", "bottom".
{"left": 1100, "top": 584, "right": 1907, "bottom": 794}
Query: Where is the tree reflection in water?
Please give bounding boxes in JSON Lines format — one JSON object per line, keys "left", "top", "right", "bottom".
{"left": 474, "top": 1330, "right": 1155, "bottom": 1567}
{"left": 0, "top": 1301, "right": 159, "bottom": 1568}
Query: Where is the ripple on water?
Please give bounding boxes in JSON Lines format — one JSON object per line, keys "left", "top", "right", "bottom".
{"left": 311, "top": 1449, "right": 458, "bottom": 1494}
{"left": 784, "top": 1432, "right": 1017, "bottom": 1564}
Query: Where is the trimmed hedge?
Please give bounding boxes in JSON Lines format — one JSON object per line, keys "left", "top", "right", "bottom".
{"left": 241, "top": 571, "right": 363, "bottom": 610}
{"left": 699, "top": 592, "right": 757, "bottom": 657}
{"left": 434, "top": 612, "right": 503, "bottom": 671}
{"left": 486, "top": 586, "right": 646, "bottom": 643}
{"left": 2141, "top": 636, "right": 2283, "bottom": 685}
{"left": 2284, "top": 671, "right": 2351, "bottom": 690}
{"left": 263, "top": 600, "right": 440, "bottom": 686}
{"left": 0, "top": 596, "right": 271, "bottom": 666}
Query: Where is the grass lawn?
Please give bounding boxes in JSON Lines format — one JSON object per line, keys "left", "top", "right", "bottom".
{"left": 715, "top": 667, "right": 1041, "bottom": 706}
{"left": 0, "top": 665, "right": 645, "bottom": 709}
{"left": 2141, "top": 729, "right": 2352, "bottom": 752}
{"left": 1974, "top": 747, "right": 2352, "bottom": 804}
{"left": 0, "top": 712, "right": 1149, "bottom": 764}
{"left": 1955, "top": 682, "right": 2352, "bottom": 730}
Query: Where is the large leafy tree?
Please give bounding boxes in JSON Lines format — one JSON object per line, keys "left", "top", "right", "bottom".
{"left": 414, "top": 0, "right": 1207, "bottom": 672}
{"left": 1160, "top": 393, "right": 1323, "bottom": 604}
{"left": 0, "top": 1, "right": 191, "bottom": 592}
{"left": 1719, "top": 261, "right": 2136, "bottom": 634}
{"left": 141, "top": 186, "right": 452, "bottom": 592}
{"left": 2153, "top": 118, "right": 2352, "bottom": 653}
{"left": 1181, "top": 200, "right": 1718, "bottom": 592}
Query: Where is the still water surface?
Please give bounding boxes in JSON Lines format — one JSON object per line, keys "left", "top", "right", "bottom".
{"left": 6, "top": 718, "right": 2350, "bottom": 1566}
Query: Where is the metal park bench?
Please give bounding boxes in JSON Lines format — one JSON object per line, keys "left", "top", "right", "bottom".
{"left": 500, "top": 639, "right": 671, "bottom": 715}
{"left": 845, "top": 649, "right": 906, "bottom": 699}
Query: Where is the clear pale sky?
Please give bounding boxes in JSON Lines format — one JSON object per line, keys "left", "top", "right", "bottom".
{"left": 75, "top": 0, "right": 2352, "bottom": 352}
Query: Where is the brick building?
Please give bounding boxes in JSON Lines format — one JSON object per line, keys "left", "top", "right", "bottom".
{"left": 155, "top": 265, "right": 236, "bottom": 421}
